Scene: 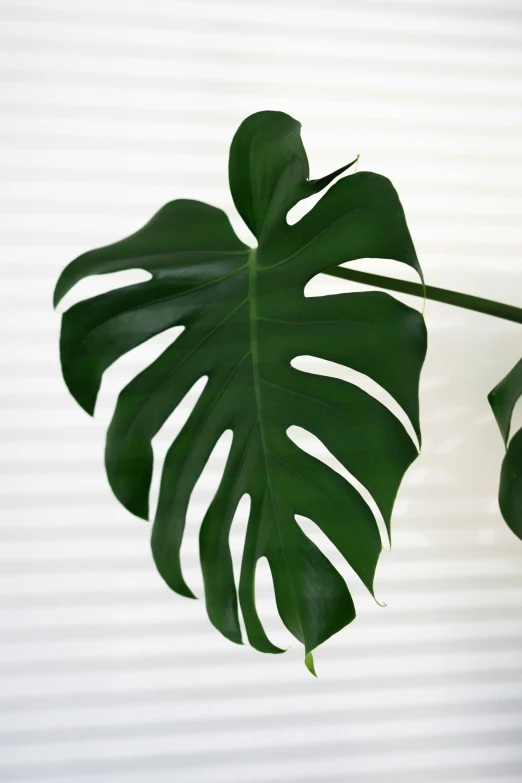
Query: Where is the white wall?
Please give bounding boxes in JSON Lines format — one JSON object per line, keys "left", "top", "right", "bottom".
{"left": 1, "top": 1, "right": 522, "bottom": 781}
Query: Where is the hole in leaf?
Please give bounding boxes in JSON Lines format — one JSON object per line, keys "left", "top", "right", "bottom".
{"left": 95, "top": 325, "right": 185, "bottom": 425}
{"left": 291, "top": 355, "right": 419, "bottom": 450}
{"left": 305, "top": 258, "right": 423, "bottom": 314}
{"left": 286, "top": 190, "right": 326, "bottom": 227}
{"left": 181, "top": 429, "right": 233, "bottom": 599}
{"left": 287, "top": 425, "right": 390, "bottom": 551}
{"left": 255, "top": 556, "right": 290, "bottom": 650}
{"left": 229, "top": 493, "right": 251, "bottom": 643}
{"left": 286, "top": 165, "right": 354, "bottom": 227}
{"left": 295, "top": 514, "right": 378, "bottom": 609}
{"left": 346, "top": 257, "right": 421, "bottom": 282}
{"left": 149, "top": 375, "right": 208, "bottom": 521}
{"left": 57, "top": 268, "right": 152, "bottom": 312}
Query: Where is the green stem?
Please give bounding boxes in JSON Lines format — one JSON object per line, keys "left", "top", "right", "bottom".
{"left": 324, "top": 267, "right": 522, "bottom": 325}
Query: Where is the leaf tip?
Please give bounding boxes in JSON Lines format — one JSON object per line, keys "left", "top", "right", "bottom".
{"left": 304, "top": 651, "right": 317, "bottom": 677}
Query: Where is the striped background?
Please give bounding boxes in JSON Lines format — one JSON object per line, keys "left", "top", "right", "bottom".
{"left": 2, "top": 1, "right": 522, "bottom": 781}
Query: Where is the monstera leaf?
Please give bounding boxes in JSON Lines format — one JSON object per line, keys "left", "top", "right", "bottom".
{"left": 489, "top": 358, "right": 522, "bottom": 540}
{"left": 54, "top": 111, "right": 427, "bottom": 671}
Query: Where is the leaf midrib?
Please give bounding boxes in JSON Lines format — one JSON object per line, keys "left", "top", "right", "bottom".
{"left": 247, "top": 248, "right": 304, "bottom": 642}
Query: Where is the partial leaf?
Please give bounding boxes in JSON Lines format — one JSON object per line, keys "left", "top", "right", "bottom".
{"left": 55, "top": 110, "right": 426, "bottom": 668}
{"left": 488, "top": 358, "right": 522, "bottom": 446}
{"left": 488, "top": 357, "right": 522, "bottom": 539}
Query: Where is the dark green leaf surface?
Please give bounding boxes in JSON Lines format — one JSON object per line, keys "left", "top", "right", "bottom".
{"left": 55, "top": 111, "right": 426, "bottom": 668}
{"left": 489, "top": 358, "right": 522, "bottom": 540}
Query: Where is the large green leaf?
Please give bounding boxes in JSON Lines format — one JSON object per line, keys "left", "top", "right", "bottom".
{"left": 55, "top": 110, "right": 426, "bottom": 671}
{"left": 488, "top": 358, "right": 522, "bottom": 540}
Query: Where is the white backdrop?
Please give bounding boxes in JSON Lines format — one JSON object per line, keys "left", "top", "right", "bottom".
{"left": 2, "top": 1, "right": 522, "bottom": 781}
